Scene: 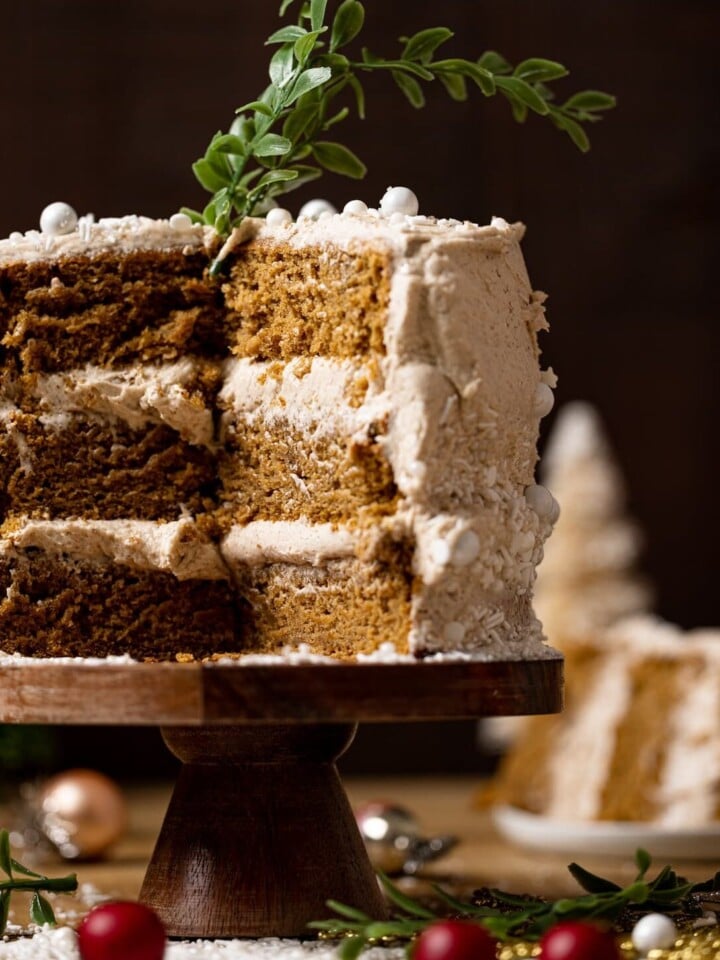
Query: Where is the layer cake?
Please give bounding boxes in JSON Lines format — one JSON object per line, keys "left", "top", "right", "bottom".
{"left": 0, "top": 204, "right": 559, "bottom": 661}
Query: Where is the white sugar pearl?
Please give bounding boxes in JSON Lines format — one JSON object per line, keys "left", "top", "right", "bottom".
{"left": 451, "top": 530, "right": 480, "bottom": 566}
{"left": 548, "top": 496, "right": 561, "bottom": 526}
{"left": 266, "top": 207, "right": 293, "bottom": 227}
{"left": 299, "top": 199, "right": 337, "bottom": 219}
{"left": 631, "top": 913, "right": 677, "bottom": 953}
{"left": 40, "top": 201, "right": 78, "bottom": 236}
{"left": 533, "top": 382, "right": 555, "bottom": 418}
{"left": 491, "top": 215, "right": 510, "bottom": 230}
{"left": 169, "top": 212, "right": 193, "bottom": 231}
{"left": 443, "top": 621, "right": 466, "bottom": 645}
{"left": 9, "top": 231, "right": 23, "bottom": 242}
{"left": 525, "top": 483, "right": 554, "bottom": 517}
{"left": 380, "top": 186, "right": 419, "bottom": 217}
{"left": 343, "top": 199, "right": 368, "bottom": 215}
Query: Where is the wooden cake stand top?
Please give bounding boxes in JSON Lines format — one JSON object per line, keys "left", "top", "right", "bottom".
{"left": 0, "top": 656, "right": 562, "bottom": 726}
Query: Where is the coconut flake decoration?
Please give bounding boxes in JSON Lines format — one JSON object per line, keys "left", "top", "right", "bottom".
{"left": 379, "top": 186, "right": 419, "bottom": 217}
{"left": 40, "top": 202, "right": 78, "bottom": 237}
{"left": 299, "top": 199, "right": 337, "bottom": 219}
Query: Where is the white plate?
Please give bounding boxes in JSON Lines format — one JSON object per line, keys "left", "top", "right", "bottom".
{"left": 492, "top": 805, "right": 720, "bottom": 859}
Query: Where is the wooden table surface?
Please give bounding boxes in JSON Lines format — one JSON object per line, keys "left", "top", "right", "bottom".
{"left": 20, "top": 776, "right": 716, "bottom": 913}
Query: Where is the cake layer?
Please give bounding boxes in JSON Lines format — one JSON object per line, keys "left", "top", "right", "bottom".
{"left": 222, "top": 240, "right": 390, "bottom": 361}
{"left": 0, "top": 249, "right": 223, "bottom": 372}
{"left": 0, "top": 409, "right": 216, "bottom": 521}
{"left": 0, "top": 546, "right": 238, "bottom": 659}
{"left": 225, "top": 554, "right": 412, "bottom": 660}
{"left": 218, "top": 356, "right": 396, "bottom": 526}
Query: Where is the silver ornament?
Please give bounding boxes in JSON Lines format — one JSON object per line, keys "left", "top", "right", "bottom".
{"left": 355, "top": 801, "right": 457, "bottom": 876}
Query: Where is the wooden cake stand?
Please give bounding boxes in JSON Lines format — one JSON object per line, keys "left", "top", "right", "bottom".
{"left": 0, "top": 658, "right": 562, "bottom": 939}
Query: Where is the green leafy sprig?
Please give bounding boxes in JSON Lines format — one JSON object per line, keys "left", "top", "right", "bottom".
{"left": 0, "top": 830, "right": 78, "bottom": 933}
{"left": 183, "top": 0, "right": 615, "bottom": 262}
{"left": 309, "top": 850, "right": 720, "bottom": 957}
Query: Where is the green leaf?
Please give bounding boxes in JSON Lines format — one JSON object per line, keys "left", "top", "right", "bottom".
{"left": 393, "top": 70, "right": 425, "bottom": 108}
{"left": 0, "top": 832, "right": 12, "bottom": 879}
{"left": 338, "top": 936, "right": 368, "bottom": 960}
{"left": 325, "top": 900, "right": 372, "bottom": 923}
{"left": 192, "top": 159, "right": 230, "bottom": 192}
{"left": 551, "top": 111, "right": 590, "bottom": 151}
{"left": 283, "top": 102, "right": 319, "bottom": 142}
{"left": 253, "top": 133, "right": 293, "bottom": 157}
{"left": 312, "top": 140, "right": 366, "bottom": 178}
{"left": 211, "top": 134, "right": 247, "bottom": 156}
{"left": 9, "top": 859, "right": 44, "bottom": 880}
{"left": 295, "top": 29, "right": 325, "bottom": 65}
{"left": 432, "top": 58, "right": 495, "bottom": 96}
{"left": 478, "top": 49, "right": 513, "bottom": 75}
{"left": 402, "top": 27, "right": 453, "bottom": 64}
{"left": 495, "top": 76, "right": 549, "bottom": 114}
{"left": 568, "top": 862, "right": 622, "bottom": 894}
{"left": 256, "top": 169, "right": 301, "bottom": 188}
{"left": 267, "top": 25, "right": 308, "bottom": 44}
{"left": 323, "top": 105, "right": 350, "bottom": 130}
{"left": 276, "top": 164, "right": 323, "bottom": 193}
{"left": 30, "top": 892, "right": 55, "bottom": 926}
{"left": 310, "top": 0, "right": 327, "bottom": 31}
{"left": 563, "top": 90, "right": 617, "bottom": 112}
{"left": 377, "top": 872, "right": 436, "bottom": 919}
{"left": 514, "top": 58, "right": 568, "bottom": 82}
{"left": 0, "top": 891, "right": 10, "bottom": 935}
{"left": 316, "top": 52, "right": 350, "bottom": 70}
{"left": 286, "top": 66, "right": 332, "bottom": 104}
{"left": 330, "top": 0, "right": 365, "bottom": 52}
{"left": 234, "top": 100, "right": 274, "bottom": 118}
{"left": 347, "top": 74, "right": 366, "bottom": 118}
{"left": 635, "top": 848, "right": 652, "bottom": 878}
{"left": 269, "top": 44, "right": 296, "bottom": 89}
{"left": 279, "top": 0, "right": 298, "bottom": 14}
{"left": 202, "top": 199, "right": 217, "bottom": 225}
{"left": 438, "top": 72, "right": 468, "bottom": 101}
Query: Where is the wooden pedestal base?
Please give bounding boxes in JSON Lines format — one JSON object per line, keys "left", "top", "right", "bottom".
{"left": 139, "top": 723, "right": 387, "bottom": 938}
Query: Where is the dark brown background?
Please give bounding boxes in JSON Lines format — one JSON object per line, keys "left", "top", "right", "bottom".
{"left": 2, "top": 1, "right": 718, "bottom": 774}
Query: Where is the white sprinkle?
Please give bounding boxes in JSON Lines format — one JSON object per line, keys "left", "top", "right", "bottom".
{"left": 430, "top": 538, "right": 452, "bottom": 567}
{"left": 491, "top": 215, "right": 510, "bottom": 230}
{"left": 443, "top": 621, "right": 466, "bottom": 644}
{"left": 40, "top": 202, "right": 78, "bottom": 237}
{"left": 379, "top": 186, "right": 419, "bottom": 217}
{"left": 532, "top": 382, "right": 555, "bottom": 418}
{"left": 169, "top": 212, "right": 193, "bottom": 231}
{"left": 389, "top": 211, "right": 406, "bottom": 226}
{"left": 631, "top": 913, "right": 677, "bottom": 953}
{"left": 298, "top": 199, "right": 337, "bottom": 219}
{"left": 343, "top": 199, "right": 368, "bottom": 216}
{"left": 9, "top": 231, "right": 23, "bottom": 242}
{"left": 525, "top": 483, "right": 554, "bottom": 517}
{"left": 265, "top": 207, "right": 294, "bottom": 227}
{"left": 451, "top": 530, "right": 480, "bottom": 566}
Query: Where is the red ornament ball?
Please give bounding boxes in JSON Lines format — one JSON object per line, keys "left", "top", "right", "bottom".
{"left": 77, "top": 901, "right": 166, "bottom": 960}
{"left": 539, "top": 921, "right": 621, "bottom": 960}
{"left": 413, "top": 920, "right": 497, "bottom": 960}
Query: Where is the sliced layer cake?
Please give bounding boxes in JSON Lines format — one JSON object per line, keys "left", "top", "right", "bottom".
{"left": 0, "top": 201, "right": 559, "bottom": 661}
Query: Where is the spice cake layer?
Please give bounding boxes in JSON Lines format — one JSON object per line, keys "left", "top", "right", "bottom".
{"left": 0, "top": 210, "right": 559, "bottom": 661}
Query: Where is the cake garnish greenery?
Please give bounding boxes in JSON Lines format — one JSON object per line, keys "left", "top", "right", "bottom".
{"left": 0, "top": 829, "right": 77, "bottom": 933}
{"left": 309, "top": 849, "right": 720, "bottom": 954}
{"left": 182, "top": 0, "right": 615, "bottom": 263}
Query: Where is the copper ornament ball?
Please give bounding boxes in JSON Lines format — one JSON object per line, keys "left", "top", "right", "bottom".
{"left": 38, "top": 769, "right": 127, "bottom": 860}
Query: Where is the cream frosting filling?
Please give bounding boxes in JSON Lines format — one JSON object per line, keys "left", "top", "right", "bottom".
{"left": 221, "top": 521, "right": 357, "bottom": 567}
{"left": 30, "top": 361, "right": 215, "bottom": 446}
{"left": 219, "top": 357, "right": 388, "bottom": 441}
{"left": 4, "top": 518, "right": 228, "bottom": 581}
